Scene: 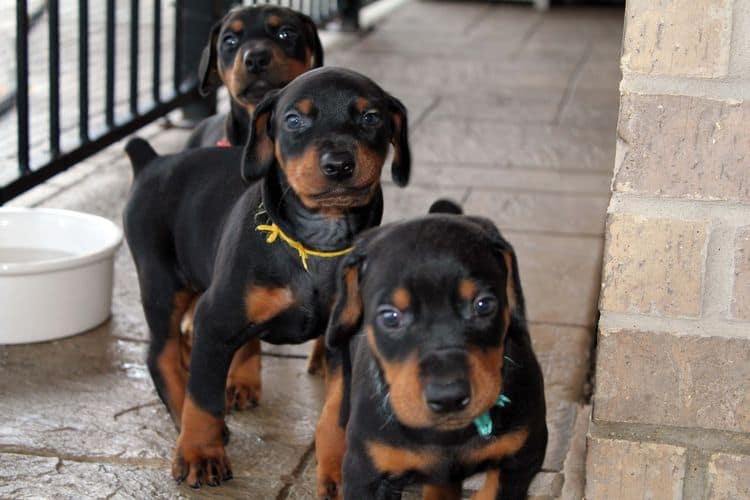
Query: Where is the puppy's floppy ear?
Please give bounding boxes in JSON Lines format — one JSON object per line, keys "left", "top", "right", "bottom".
{"left": 468, "top": 217, "right": 526, "bottom": 321}
{"left": 325, "top": 251, "right": 367, "bottom": 349}
{"left": 300, "top": 13, "right": 324, "bottom": 68}
{"left": 198, "top": 19, "right": 224, "bottom": 96}
{"left": 242, "top": 89, "right": 281, "bottom": 184}
{"left": 387, "top": 95, "right": 411, "bottom": 187}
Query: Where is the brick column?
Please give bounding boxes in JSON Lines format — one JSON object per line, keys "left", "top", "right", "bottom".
{"left": 588, "top": 0, "right": 750, "bottom": 498}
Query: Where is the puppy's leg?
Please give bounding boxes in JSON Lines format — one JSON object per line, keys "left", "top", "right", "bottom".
{"left": 140, "top": 268, "right": 195, "bottom": 427}
{"left": 341, "top": 442, "right": 394, "bottom": 500}
{"left": 470, "top": 469, "right": 501, "bottom": 500}
{"left": 306, "top": 336, "right": 327, "bottom": 375}
{"left": 423, "top": 483, "right": 462, "bottom": 500}
{"left": 225, "top": 338, "right": 262, "bottom": 411}
{"left": 315, "top": 350, "right": 346, "bottom": 500}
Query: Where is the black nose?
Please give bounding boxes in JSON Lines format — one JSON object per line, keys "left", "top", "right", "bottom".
{"left": 244, "top": 49, "right": 271, "bottom": 73}
{"left": 424, "top": 380, "right": 471, "bottom": 414}
{"left": 320, "top": 151, "right": 356, "bottom": 180}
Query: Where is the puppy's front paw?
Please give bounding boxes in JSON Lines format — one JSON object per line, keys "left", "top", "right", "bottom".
{"left": 172, "top": 429, "right": 232, "bottom": 488}
{"left": 317, "top": 478, "right": 342, "bottom": 500}
{"left": 225, "top": 380, "right": 261, "bottom": 412}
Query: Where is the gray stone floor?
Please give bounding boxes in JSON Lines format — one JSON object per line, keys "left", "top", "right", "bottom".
{"left": 0, "top": 1, "right": 623, "bottom": 498}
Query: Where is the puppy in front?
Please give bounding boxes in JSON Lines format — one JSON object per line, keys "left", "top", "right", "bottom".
{"left": 123, "top": 67, "right": 410, "bottom": 488}
{"left": 185, "top": 5, "right": 323, "bottom": 149}
{"left": 316, "top": 202, "right": 547, "bottom": 500}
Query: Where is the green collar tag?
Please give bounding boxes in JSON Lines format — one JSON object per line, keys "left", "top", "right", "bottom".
{"left": 473, "top": 394, "right": 511, "bottom": 438}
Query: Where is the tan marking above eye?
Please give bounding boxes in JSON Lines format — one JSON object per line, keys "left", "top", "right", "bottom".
{"left": 355, "top": 97, "right": 371, "bottom": 113}
{"left": 229, "top": 19, "right": 244, "bottom": 32}
{"left": 459, "top": 279, "right": 479, "bottom": 301}
{"left": 392, "top": 287, "right": 411, "bottom": 310}
{"left": 297, "top": 98, "right": 314, "bottom": 115}
{"left": 267, "top": 15, "right": 282, "bottom": 27}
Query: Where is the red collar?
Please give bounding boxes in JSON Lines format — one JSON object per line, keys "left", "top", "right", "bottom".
{"left": 216, "top": 138, "right": 231, "bottom": 148}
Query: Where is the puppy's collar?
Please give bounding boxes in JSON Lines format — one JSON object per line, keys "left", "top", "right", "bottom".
{"left": 473, "top": 394, "right": 511, "bottom": 439}
{"left": 255, "top": 220, "right": 353, "bottom": 271}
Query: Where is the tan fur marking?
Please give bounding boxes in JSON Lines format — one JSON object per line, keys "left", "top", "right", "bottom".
{"left": 423, "top": 483, "right": 462, "bottom": 500}
{"left": 392, "top": 287, "right": 411, "bottom": 310}
{"left": 297, "top": 98, "right": 314, "bottom": 115}
{"left": 459, "top": 279, "right": 479, "bottom": 301}
{"left": 226, "top": 338, "right": 262, "bottom": 411}
{"left": 338, "top": 267, "right": 363, "bottom": 330}
{"left": 501, "top": 251, "right": 517, "bottom": 313}
{"left": 244, "top": 286, "right": 294, "bottom": 323}
{"left": 355, "top": 97, "right": 370, "bottom": 112}
{"left": 367, "top": 328, "right": 430, "bottom": 427}
{"left": 267, "top": 14, "right": 282, "bottom": 27}
{"left": 466, "top": 346, "right": 504, "bottom": 425}
{"left": 306, "top": 336, "right": 327, "bottom": 375}
{"left": 366, "top": 441, "right": 439, "bottom": 475}
{"left": 471, "top": 469, "right": 500, "bottom": 500}
{"left": 315, "top": 365, "right": 346, "bottom": 499}
{"left": 252, "top": 110, "right": 274, "bottom": 165}
{"left": 463, "top": 428, "right": 529, "bottom": 464}
{"left": 157, "top": 290, "right": 194, "bottom": 424}
{"left": 229, "top": 19, "right": 244, "bottom": 32}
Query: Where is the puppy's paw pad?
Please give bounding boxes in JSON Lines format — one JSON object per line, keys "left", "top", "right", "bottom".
{"left": 225, "top": 383, "right": 261, "bottom": 412}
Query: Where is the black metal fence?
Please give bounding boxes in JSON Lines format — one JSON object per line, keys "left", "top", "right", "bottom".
{"left": 0, "top": 0, "right": 362, "bottom": 205}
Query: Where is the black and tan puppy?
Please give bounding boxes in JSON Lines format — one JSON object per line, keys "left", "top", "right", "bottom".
{"left": 123, "top": 67, "right": 410, "bottom": 488}
{"left": 316, "top": 202, "right": 547, "bottom": 500}
{"left": 185, "top": 5, "right": 323, "bottom": 149}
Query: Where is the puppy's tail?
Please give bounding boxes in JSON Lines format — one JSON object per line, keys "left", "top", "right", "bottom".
{"left": 428, "top": 198, "right": 463, "bottom": 215}
{"left": 124, "top": 137, "right": 158, "bottom": 176}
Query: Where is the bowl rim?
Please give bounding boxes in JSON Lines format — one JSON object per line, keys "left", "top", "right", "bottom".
{"left": 0, "top": 207, "right": 123, "bottom": 276}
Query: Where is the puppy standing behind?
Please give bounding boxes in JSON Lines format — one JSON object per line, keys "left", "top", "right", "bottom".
{"left": 185, "top": 5, "right": 323, "bottom": 149}
{"left": 123, "top": 67, "right": 410, "bottom": 488}
{"left": 316, "top": 202, "right": 547, "bottom": 500}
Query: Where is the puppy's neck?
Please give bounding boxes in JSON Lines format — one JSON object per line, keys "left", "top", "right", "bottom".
{"left": 224, "top": 100, "right": 254, "bottom": 146}
{"left": 261, "top": 168, "right": 383, "bottom": 252}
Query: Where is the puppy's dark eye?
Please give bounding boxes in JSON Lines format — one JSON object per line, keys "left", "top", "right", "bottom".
{"left": 284, "top": 113, "right": 303, "bottom": 130}
{"left": 376, "top": 306, "right": 403, "bottom": 330}
{"left": 222, "top": 34, "right": 239, "bottom": 49}
{"left": 277, "top": 26, "right": 298, "bottom": 41}
{"left": 473, "top": 295, "right": 498, "bottom": 317}
{"left": 362, "top": 111, "right": 381, "bottom": 127}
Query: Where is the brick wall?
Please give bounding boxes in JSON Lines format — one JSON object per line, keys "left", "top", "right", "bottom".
{"left": 588, "top": 0, "right": 750, "bottom": 498}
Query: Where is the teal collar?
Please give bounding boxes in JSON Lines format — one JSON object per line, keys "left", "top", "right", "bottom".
{"left": 473, "top": 394, "right": 511, "bottom": 438}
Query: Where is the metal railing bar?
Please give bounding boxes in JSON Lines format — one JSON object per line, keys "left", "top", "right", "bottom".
{"left": 48, "top": 0, "right": 61, "bottom": 158}
{"left": 130, "top": 0, "right": 140, "bottom": 116}
{"left": 105, "top": 0, "right": 116, "bottom": 127}
{"left": 16, "top": 0, "right": 30, "bottom": 174}
{"left": 78, "top": 0, "right": 89, "bottom": 142}
{"left": 173, "top": 0, "right": 183, "bottom": 93}
{"left": 153, "top": 0, "right": 161, "bottom": 103}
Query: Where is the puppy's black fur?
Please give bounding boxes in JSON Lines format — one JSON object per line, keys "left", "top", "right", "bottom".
{"left": 185, "top": 5, "right": 323, "bottom": 149}
{"left": 123, "top": 67, "right": 409, "bottom": 489}
{"left": 316, "top": 207, "right": 546, "bottom": 500}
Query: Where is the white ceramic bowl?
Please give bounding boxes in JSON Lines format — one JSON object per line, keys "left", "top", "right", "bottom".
{"left": 0, "top": 208, "right": 123, "bottom": 344}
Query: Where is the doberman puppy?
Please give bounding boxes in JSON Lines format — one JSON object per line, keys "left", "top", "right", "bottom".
{"left": 185, "top": 5, "right": 323, "bottom": 149}
{"left": 123, "top": 67, "right": 410, "bottom": 488}
{"left": 316, "top": 201, "right": 547, "bottom": 500}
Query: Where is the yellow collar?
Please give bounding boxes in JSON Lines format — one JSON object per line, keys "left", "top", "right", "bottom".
{"left": 256, "top": 222, "right": 353, "bottom": 271}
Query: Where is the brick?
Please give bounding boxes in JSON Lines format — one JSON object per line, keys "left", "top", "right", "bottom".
{"left": 615, "top": 95, "right": 750, "bottom": 202}
{"left": 733, "top": 227, "right": 750, "bottom": 320}
{"left": 622, "top": 0, "right": 732, "bottom": 78}
{"left": 594, "top": 329, "right": 750, "bottom": 433}
{"left": 707, "top": 453, "right": 750, "bottom": 500}
{"left": 585, "top": 438, "right": 686, "bottom": 500}
{"left": 601, "top": 215, "right": 707, "bottom": 317}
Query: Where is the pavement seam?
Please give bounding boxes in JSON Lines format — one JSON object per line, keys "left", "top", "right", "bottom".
{"left": 552, "top": 40, "right": 595, "bottom": 126}
{"left": 510, "top": 12, "right": 546, "bottom": 60}
{"left": 276, "top": 443, "right": 316, "bottom": 500}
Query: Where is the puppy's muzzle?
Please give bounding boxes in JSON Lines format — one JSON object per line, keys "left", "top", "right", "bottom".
{"left": 244, "top": 48, "right": 271, "bottom": 74}
{"left": 420, "top": 348, "right": 471, "bottom": 414}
